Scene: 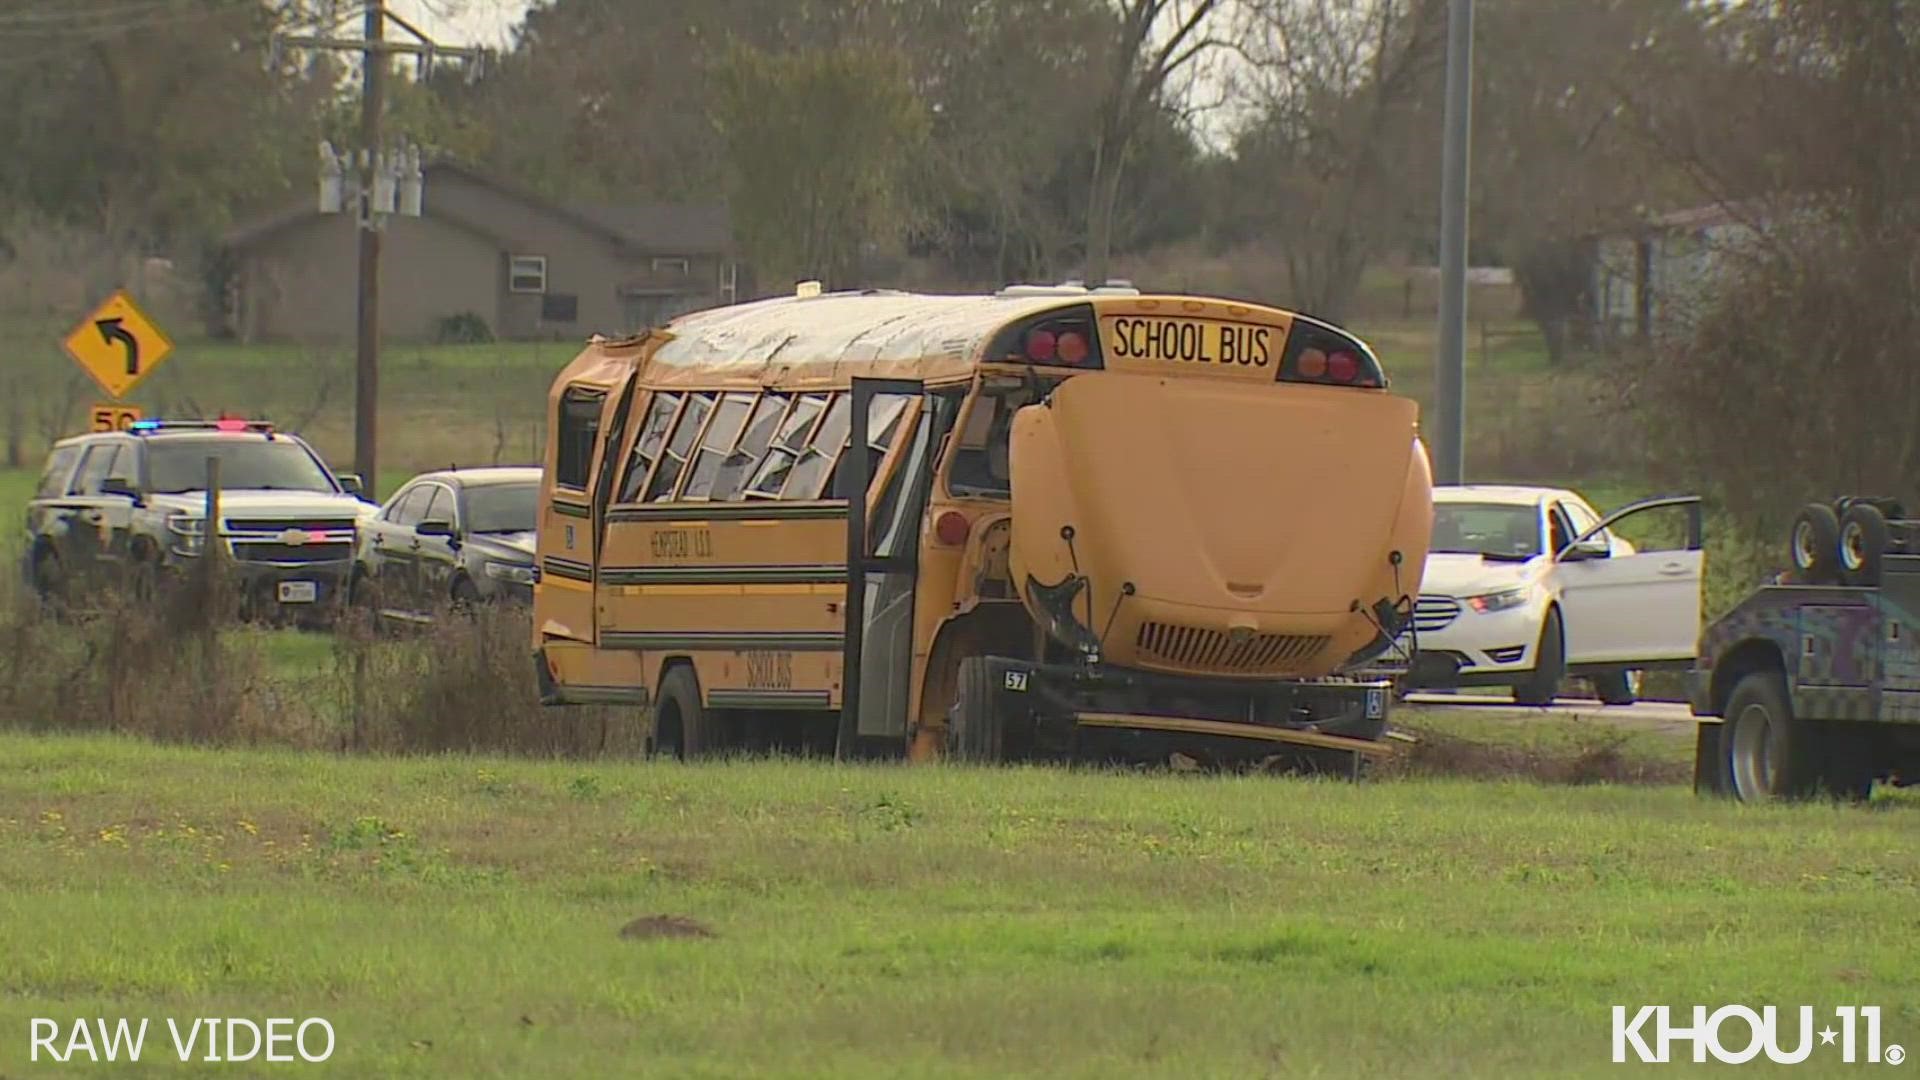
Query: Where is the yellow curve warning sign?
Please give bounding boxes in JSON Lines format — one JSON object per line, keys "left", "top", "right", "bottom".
{"left": 62, "top": 290, "right": 173, "bottom": 400}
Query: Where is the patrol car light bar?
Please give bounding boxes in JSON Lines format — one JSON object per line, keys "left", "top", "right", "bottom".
{"left": 129, "top": 419, "right": 275, "bottom": 434}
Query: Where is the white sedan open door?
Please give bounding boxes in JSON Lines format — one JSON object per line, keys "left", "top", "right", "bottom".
{"left": 1550, "top": 496, "right": 1704, "bottom": 666}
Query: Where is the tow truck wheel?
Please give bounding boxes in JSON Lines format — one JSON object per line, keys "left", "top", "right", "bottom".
{"left": 1839, "top": 503, "right": 1890, "bottom": 587}
{"left": 946, "top": 657, "right": 1005, "bottom": 763}
{"left": 1790, "top": 503, "right": 1842, "bottom": 584}
{"left": 1724, "top": 671, "right": 1817, "bottom": 802}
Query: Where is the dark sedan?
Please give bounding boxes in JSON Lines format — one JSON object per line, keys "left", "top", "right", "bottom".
{"left": 350, "top": 467, "right": 540, "bottom": 622}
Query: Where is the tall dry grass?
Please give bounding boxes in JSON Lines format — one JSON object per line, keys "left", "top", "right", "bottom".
{"left": 328, "top": 605, "right": 640, "bottom": 758}
{"left": 0, "top": 568, "right": 639, "bottom": 759}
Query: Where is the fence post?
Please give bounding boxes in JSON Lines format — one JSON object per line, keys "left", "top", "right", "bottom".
{"left": 202, "top": 456, "right": 223, "bottom": 606}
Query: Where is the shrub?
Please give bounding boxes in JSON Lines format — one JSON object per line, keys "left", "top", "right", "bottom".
{"left": 329, "top": 605, "right": 640, "bottom": 758}
{"left": 434, "top": 312, "right": 494, "bottom": 345}
{"left": 0, "top": 566, "right": 304, "bottom": 745}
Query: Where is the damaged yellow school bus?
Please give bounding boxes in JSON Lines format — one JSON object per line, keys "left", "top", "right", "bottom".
{"left": 532, "top": 284, "right": 1433, "bottom": 767}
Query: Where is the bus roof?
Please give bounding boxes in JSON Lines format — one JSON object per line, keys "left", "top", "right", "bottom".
{"left": 628, "top": 288, "right": 1303, "bottom": 391}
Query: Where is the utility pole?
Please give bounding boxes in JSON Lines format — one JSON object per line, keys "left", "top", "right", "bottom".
{"left": 281, "top": 5, "right": 485, "bottom": 492}
{"left": 1433, "top": 0, "right": 1473, "bottom": 485}
{"left": 354, "top": 0, "right": 385, "bottom": 489}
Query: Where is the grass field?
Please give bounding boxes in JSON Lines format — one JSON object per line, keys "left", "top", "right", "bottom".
{"left": 1, "top": 733, "right": 1914, "bottom": 1077}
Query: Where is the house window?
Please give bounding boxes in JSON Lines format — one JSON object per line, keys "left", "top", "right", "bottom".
{"left": 509, "top": 255, "right": 548, "bottom": 294}
{"left": 555, "top": 386, "right": 606, "bottom": 491}
{"left": 651, "top": 256, "right": 690, "bottom": 275}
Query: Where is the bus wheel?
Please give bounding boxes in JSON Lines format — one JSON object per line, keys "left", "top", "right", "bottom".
{"left": 946, "top": 657, "right": 1004, "bottom": 763}
{"left": 655, "top": 665, "right": 719, "bottom": 760}
{"left": 1725, "top": 671, "right": 1816, "bottom": 802}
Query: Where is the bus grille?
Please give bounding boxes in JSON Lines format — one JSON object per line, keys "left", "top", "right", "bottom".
{"left": 1134, "top": 621, "right": 1329, "bottom": 674}
{"left": 1413, "top": 595, "right": 1461, "bottom": 632}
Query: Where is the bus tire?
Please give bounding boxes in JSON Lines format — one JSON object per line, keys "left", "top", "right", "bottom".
{"left": 1839, "top": 502, "right": 1889, "bottom": 587}
{"left": 1512, "top": 607, "right": 1564, "bottom": 707}
{"left": 1790, "top": 503, "right": 1841, "bottom": 584}
{"left": 946, "top": 657, "right": 1004, "bottom": 763}
{"left": 1725, "top": 670, "right": 1817, "bottom": 802}
{"left": 654, "top": 664, "right": 719, "bottom": 760}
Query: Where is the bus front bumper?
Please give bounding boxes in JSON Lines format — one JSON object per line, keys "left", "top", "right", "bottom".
{"left": 977, "top": 654, "right": 1397, "bottom": 761}
{"left": 1074, "top": 711, "right": 1400, "bottom": 757}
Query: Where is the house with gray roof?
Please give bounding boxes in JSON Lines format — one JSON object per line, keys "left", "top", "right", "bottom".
{"left": 221, "top": 161, "right": 741, "bottom": 343}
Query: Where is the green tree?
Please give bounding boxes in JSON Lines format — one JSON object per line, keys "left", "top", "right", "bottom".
{"left": 0, "top": 0, "right": 322, "bottom": 250}
{"left": 712, "top": 42, "right": 930, "bottom": 289}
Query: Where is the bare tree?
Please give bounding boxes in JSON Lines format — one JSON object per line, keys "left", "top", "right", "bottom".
{"left": 1083, "top": 0, "right": 1226, "bottom": 286}
{"left": 1228, "top": 0, "right": 1446, "bottom": 320}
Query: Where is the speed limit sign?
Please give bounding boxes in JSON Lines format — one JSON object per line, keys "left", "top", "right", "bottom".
{"left": 89, "top": 404, "right": 143, "bottom": 432}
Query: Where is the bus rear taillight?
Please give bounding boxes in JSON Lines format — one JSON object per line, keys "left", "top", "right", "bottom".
{"left": 1280, "top": 316, "right": 1386, "bottom": 388}
{"left": 992, "top": 303, "right": 1106, "bottom": 369}
{"left": 935, "top": 511, "right": 971, "bottom": 547}
{"left": 1023, "top": 325, "right": 1093, "bottom": 365}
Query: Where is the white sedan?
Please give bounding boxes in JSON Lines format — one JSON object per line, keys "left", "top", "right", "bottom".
{"left": 1400, "top": 485, "right": 1704, "bottom": 706}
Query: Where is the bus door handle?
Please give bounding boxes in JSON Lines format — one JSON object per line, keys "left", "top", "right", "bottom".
{"left": 1658, "top": 562, "right": 1690, "bottom": 576}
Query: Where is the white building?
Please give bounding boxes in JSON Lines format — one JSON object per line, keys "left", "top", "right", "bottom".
{"left": 1592, "top": 201, "right": 1767, "bottom": 343}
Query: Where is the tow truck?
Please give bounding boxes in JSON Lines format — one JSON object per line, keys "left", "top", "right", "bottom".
{"left": 1690, "top": 497, "right": 1920, "bottom": 801}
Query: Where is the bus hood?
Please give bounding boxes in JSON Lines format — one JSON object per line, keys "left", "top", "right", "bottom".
{"left": 1006, "top": 373, "right": 1432, "bottom": 678}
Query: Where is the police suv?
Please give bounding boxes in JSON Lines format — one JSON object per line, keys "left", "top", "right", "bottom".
{"left": 23, "top": 419, "right": 377, "bottom": 618}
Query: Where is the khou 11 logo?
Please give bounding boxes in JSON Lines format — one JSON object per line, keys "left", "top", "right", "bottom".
{"left": 1613, "top": 1005, "right": 1905, "bottom": 1066}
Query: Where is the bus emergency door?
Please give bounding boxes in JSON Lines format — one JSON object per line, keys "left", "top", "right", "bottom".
{"left": 838, "top": 377, "right": 947, "bottom": 757}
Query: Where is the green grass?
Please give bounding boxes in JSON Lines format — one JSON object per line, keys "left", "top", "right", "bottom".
{"left": 0, "top": 733, "right": 1914, "bottom": 1077}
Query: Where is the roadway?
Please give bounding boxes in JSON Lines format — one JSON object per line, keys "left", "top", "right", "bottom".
{"left": 1400, "top": 692, "right": 1697, "bottom": 737}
